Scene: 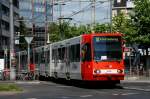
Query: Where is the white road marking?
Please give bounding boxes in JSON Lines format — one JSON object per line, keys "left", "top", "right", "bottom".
{"left": 61, "top": 96, "right": 70, "bottom": 98}
{"left": 113, "top": 94, "right": 119, "bottom": 95}
{"left": 121, "top": 93, "right": 138, "bottom": 95}
{"left": 124, "top": 87, "right": 150, "bottom": 92}
{"left": 80, "top": 95, "right": 93, "bottom": 98}
{"left": 94, "top": 91, "right": 110, "bottom": 94}
{"left": 27, "top": 98, "right": 37, "bottom": 99}
{"left": 56, "top": 86, "right": 71, "bottom": 88}
{"left": 112, "top": 93, "right": 138, "bottom": 96}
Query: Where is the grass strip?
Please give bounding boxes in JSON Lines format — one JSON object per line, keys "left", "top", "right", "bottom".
{"left": 0, "top": 84, "right": 23, "bottom": 92}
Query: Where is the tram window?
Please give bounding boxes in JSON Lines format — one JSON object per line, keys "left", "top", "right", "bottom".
{"left": 35, "top": 52, "right": 38, "bottom": 64}
{"left": 46, "top": 51, "right": 50, "bottom": 63}
{"left": 41, "top": 51, "right": 45, "bottom": 63}
{"left": 81, "top": 43, "right": 91, "bottom": 61}
{"left": 58, "top": 48, "right": 62, "bottom": 62}
{"left": 69, "top": 46, "right": 71, "bottom": 61}
{"left": 39, "top": 52, "right": 42, "bottom": 63}
{"left": 37, "top": 52, "right": 40, "bottom": 64}
{"left": 69, "top": 45, "right": 73, "bottom": 62}
{"left": 62, "top": 47, "right": 65, "bottom": 61}
{"left": 69, "top": 44, "right": 80, "bottom": 62}
{"left": 52, "top": 49, "right": 58, "bottom": 61}
{"left": 76, "top": 44, "right": 80, "bottom": 62}
{"left": 52, "top": 49, "right": 55, "bottom": 60}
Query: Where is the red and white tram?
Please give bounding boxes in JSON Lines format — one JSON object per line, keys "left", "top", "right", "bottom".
{"left": 17, "top": 33, "right": 125, "bottom": 83}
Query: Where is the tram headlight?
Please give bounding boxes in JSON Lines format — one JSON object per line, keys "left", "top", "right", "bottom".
{"left": 94, "top": 70, "right": 101, "bottom": 74}
{"left": 117, "top": 69, "right": 123, "bottom": 73}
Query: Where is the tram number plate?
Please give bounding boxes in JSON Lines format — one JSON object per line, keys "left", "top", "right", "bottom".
{"left": 106, "top": 70, "right": 112, "bottom": 73}
{"left": 101, "top": 69, "right": 117, "bottom": 74}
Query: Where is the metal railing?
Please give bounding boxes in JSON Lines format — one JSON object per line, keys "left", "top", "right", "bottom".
{"left": 125, "top": 67, "right": 150, "bottom": 80}
{"left": 0, "top": 70, "right": 39, "bottom": 81}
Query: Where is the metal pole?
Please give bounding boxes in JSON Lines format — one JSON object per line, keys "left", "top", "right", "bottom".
{"left": 91, "top": 0, "right": 95, "bottom": 33}
{"left": 129, "top": 51, "right": 132, "bottom": 76}
{"left": 3, "top": 47, "right": 6, "bottom": 68}
{"left": 110, "top": 0, "right": 112, "bottom": 33}
{"left": 44, "top": 0, "right": 47, "bottom": 45}
{"left": 59, "top": 3, "right": 62, "bottom": 40}
{"left": 27, "top": 43, "right": 30, "bottom": 72}
{"left": 52, "top": 0, "right": 54, "bottom": 22}
{"left": 32, "top": 0, "right": 35, "bottom": 64}
{"left": 32, "top": 0, "right": 34, "bottom": 35}
{"left": 31, "top": 0, "right": 35, "bottom": 80}
{"left": 5, "top": 48, "right": 8, "bottom": 69}
{"left": 9, "top": 0, "right": 15, "bottom": 80}
{"left": 18, "top": 52, "right": 21, "bottom": 73}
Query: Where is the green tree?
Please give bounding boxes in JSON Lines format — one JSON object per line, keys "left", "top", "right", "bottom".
{"left": 112, "top": 13, "right": 136, "bottom": 44}
{"left": 61, "top": 21, "right": 73, "bottom": 39}
{"left": 94, "top": 23, "right": 110, "bottom": 33}
{"left": 48, "top": 22, "right": 92, "bottom": 42}
{"left": 131, "top": 0, "right": 150, "bottom": 46}
{"left": 76, "top": 24, "right": 91, "bottom": 34}
{"left": 48, "top": 22, "right": 60, "bottom": 42}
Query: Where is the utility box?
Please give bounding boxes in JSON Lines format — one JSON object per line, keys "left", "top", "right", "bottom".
{"left": 0, "top": 59, "right": 4, "bottom": 80}
{"left": 0, "top": 59, "right": 4, "bottom": 71}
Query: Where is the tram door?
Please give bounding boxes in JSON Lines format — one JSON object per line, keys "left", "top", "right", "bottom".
{"left": 53, "top": 48, "right": 58, "bottom": 78}
{"left": 65, "top": 44, "right": 70, "bottom": 79}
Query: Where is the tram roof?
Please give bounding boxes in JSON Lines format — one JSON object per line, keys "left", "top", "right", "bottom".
{"left": 82, "top": 32, "right": 123, "bottom": 37}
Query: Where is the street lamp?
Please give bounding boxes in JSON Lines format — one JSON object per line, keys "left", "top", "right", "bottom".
{"left": 25, "top": 36, "right": 33, "bottom": 72}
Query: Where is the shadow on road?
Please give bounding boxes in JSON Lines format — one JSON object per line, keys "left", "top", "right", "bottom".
{"left": 47, "top": 78, "right": 123, "bottom": 89}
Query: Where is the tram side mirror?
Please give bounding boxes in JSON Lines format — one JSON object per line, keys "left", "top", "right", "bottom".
{"left": 123, "top": 47, "right": 125, "bottom": 52}
{"left": 81, "top": 45, "right": 87, "bottom": 62}
{"left": 81, "top": 49, "right": 86, "bottom": 62}
{"left": 122, "top": 40, "right": 126, "bottom": 45}
{"left": 122, "top": 40, "right": 126, "bottom": 52}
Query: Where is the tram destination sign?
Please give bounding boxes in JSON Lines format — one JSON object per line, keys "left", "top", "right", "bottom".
{"left": 95, "top": 37, "right": 119, "bottom": 42}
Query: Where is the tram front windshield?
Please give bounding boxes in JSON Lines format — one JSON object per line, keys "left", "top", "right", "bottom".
{"left": 93, "top": 36, "right": 122, "bottom": 61}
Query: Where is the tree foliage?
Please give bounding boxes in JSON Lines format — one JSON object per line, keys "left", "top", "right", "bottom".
{"left": 131, "top": 0, "right": 150, "bottom": 45}
{"left": 94, "top": 23, "right": 110, "bottom": 33}
{"left": 112, "top": 13, "right": 136, "bottom": 44}
{"left": 48, "top": 22, "right": 92, "bottom": 42}
{"left": 48, "top": 22, "right": 60, "bottom": 42}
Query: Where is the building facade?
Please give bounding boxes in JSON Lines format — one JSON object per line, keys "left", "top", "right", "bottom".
{"left": 112, "top": 0, "right": 134, "bottom": 17}
{"left": 0, "top": 0, "right": 19, "bottom": 58}
{"left": 19, "top": 0, "right": 52, "bottom": 47}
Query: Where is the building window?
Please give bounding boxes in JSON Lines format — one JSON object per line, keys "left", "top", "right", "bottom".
{"left": 117, "top": 0, "right": 121, "bottom": 3}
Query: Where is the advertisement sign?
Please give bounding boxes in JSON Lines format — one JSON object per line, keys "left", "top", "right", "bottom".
{"left": 0, "top": 59, "right": 4, "bottom": 70}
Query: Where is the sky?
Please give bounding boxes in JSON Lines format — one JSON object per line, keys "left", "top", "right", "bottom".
{"left": 19, "top": 0, "right": 111, "bottom": 27}
{"left": 52, "top": 0, "right": 111, "bottom": 25}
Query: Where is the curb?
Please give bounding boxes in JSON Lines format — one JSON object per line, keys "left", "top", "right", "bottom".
{"left": 121, "top": 80, "right": 150, "bottom": 83}
{"left": 15, "top": 81, "right": 40, "bottom": 84}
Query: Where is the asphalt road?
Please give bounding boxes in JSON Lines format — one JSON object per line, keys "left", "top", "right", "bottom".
{"left": 0, "top": 80, "right": 150, "bottom": 99}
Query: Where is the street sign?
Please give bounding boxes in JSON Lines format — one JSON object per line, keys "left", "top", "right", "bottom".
{"left": 15, "top": 39, "right": 19, "bottom": 44}
{"left": 25, "top": 37, "right": 33, "bottom": 44}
